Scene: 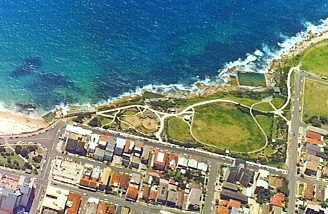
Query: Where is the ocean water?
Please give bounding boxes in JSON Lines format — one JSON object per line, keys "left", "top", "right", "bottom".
{"left": 0, "top": 0, "right": 327, "bottom": 112}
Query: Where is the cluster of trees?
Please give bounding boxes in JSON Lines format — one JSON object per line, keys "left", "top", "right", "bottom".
{"left": 15, "top": 145, "right": 38, "bottom": 159}
{"left": 305, "top": 115, "right": 328, "bottom": 127}
{"left": 72, "top": 114, "right": 92, "bottom": 124}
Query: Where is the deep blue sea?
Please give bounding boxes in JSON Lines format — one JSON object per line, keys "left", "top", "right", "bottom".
{"left": 0, "top": 0, "right": 327, "bottom": 112}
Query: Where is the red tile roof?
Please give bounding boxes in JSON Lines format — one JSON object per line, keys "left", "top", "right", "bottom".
{"left": 304, "top": 184, "right": 315, "bottom": 200}
{"left": 271, "top": 193, "right": 285, "bottom": 207}
{"left": 227, "top": 199, "right": 241, "bottom": 209}
{"left": 119, "top": 174, "right": 130, "bottom": 190}
{"left": 307, "top": 131, "right": 322, "bottom": 141}
{"left": 306, "top": 137, "right": 323, "bottom": 146}
{"left": 107, "top": 205, "right": 117, "bottom": 214}
{"left": 96, "top": 203, "right": 108, "bottom": 214}
{"left": 127, "top": 186, "right": 139, "bottom": 200}
{"left": 110, "top": 173, "right": 121, "bottom": 186}
{"left": 154, "top": 150, "right": 167, "bottom": 167}
{"left": 67, "top": 193, "right": 82, "bottom": 214}
{"left": 100, "top": 135, "right": 110, "bottom": 142}
{"left": 149, "top": 190, "right": 158, "bottom": 200}
{"left": 217, "top": 206, "right": 230, "bottom": 214}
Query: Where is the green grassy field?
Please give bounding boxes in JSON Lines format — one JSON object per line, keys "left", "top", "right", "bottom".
{"left": 238, "top": 72, "right": 266, "bottom": 87}
{"left": 301, "top": 40, "right": 328, "bottom": 76}
{"left": 167, "top": 117, "right": 193, "bottom": 142}
{"left": 192, "top": 104, "right": 266, "bottom": 152}
{"left": 303, "top": 79, "right": 328, "bottom": 118}
{"left": 175, "top": 91, "right": 272, "bottom": 109}
{"left": 271, "top": 97, "right": 286, "bottom": 109}
{"left": 253, "top": 102, "right": 275, "bottom": 112}
{"left": 255, "top": 115, "right": 274, "bottom": 138}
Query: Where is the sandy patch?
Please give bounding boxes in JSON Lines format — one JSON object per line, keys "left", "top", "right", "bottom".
{"left": 0, "top": 112, "right": 48, "bottom": 135}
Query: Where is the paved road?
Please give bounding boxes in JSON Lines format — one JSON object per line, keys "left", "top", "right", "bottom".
{"left": 202, "top": 161, "right": 219, "bottom": 214}
{"left": 287, "top": 67, "right": 303, "bottom": 214}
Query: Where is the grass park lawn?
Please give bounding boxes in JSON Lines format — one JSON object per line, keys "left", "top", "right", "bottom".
{"left": 167, "top": 117, "right": 194, "bottom": 142}
{"left": 255, "top": 115, "right": 274, "bottom": 138}
{"left": 192, "top": 104, "right": 266, "bottom": 153}
{"left": 301, "top": 40, "right": 328, "bottom": 76}
{"left": 271, "top": 97, "right": 286, "bottom": 109}
{"left": 0, "top": 147, "right": 26, "bottom": 168}
{"left": 176, "top": 92, "right": 270, "bottom": 110}
{"left": 99, "top": 117, "right": 113, "bottom": 126}
{"left": 253, "top": 102, "right": 275, "bottom": 112}
{"left": 303, "top": 79, "right": 328, "bottom": 118}
{"left": 122, "top": 108, "right": 139, "bottom": 116}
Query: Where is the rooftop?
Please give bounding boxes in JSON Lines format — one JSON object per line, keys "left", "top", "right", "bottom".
{"left": 42, "top": 185, "right": 69, "bottom": 211}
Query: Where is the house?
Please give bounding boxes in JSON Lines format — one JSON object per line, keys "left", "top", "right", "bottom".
{"left": 220, "top": 190, "right": 248, "bottom": 204}
{"left": 271, "top": 193, "right": 285, "bottom": 207}
{"left": 197, "top": 162, "right": 208, "bottom": 173}
{"left": 187, "top": 187, "right": 202, "bottom": 211}
{"left": 96, "top": 203, "right": 108, "bottom": 214}
{"left": 307, "top": 131, "right": 323, "bottom": 141}
{"left": 119, "top": 174, "right": 130, "bottom": 191}
{"left": 66, "top": 193, "right": 82, "bottom": 214}
{"left": 65, "top": 134, "right": 88, "bottom": 156}
{"left": 157, "top": 179, "right": 169, "bottom": 204}
{"left": 110, "top": 172, "right": 121, "bottom": 187}
{"left": 106, "top": 137, "right": 116, "bottom": 152}
{"left": 130, "top": 156, "right": 141, "bottom": 169}
{"left": 153, "top": 150, "right": 167, "bottom": 171}
{"left": 227, "top": 199, "right": 241, "bottom": 209}
{"left": 226, "top": 166, "right": 254, "bottom": 187}
{"left": 123, "top": 139, "right": 134, "bottom": 155}
{"left": 166, "top": 190, "right": 178, "bottom": 207}
{"left": 107, "top": 204, "right": 117, "bottom": 214}
{"left": 177, "top": 190, "right": 186, "bottom": 209}
{"left": 217, "top": 206, "right": 230, "bottom": 214}
{"left": 187, "top": 159, "right": 198, "bottom": 169}
{"left": 99, "top": 167, "right": 111, "bottom": 191}
{"left": 315, "top": 185, "right": 325, "bottom": 202}
{"left": 304, "top": 162, "right": 320, "bottom": 176}
{"left": 130, "top": 172, "right": 142, "bottom": 186}
{"left": 42, "top": 185, "right": 69, "bottom": 213}
{"left": 178, "top": 156, "right": 188, "bottom": 168}
{"left": 142, "top": 185, "right": 150, "bottom": 201}
{"left": 167, "top": 153, "right": 179, "bottom": 170}
{"left": 89, "top": 134, "right": 100, "bottom": 153}
{"left": 98, "top": 135, "right": 109, "bottom": 149}
{"left": 104, "top": 151, "right": 113, "bottom": 162}
{"left": 94, "top": 148, "right": 105, "bottom": 161}
{"left": 149, "top": 186, "right": 158, "bottom": 202}
{"left": 114, "top": 138, "right": 126, "bottom": 156}
{"left": 133, "top": 141, "right": 143, "bottom": 157}
{"left": 268, "top": 176, "right": 284, "bottom": 189}
{"left": 306, "top": 144, "right": 323, "bottom": 153}
{"left": 304, "top": 184, "right": 315, "bottom": 200}
{"left": 141, "top": 146, "right": 151, "bottom": 164}
{"left": 307, "top": 126, "right": 328, "bottom": 136}
{"left": 306, "top": 154, "right": 323, "bottom": 163}
{"left": 126, "top": 186, "right": 139, "bottom": 202}
{"left": 323, "top": 167, "right": 328, "bottom": 177}
{"left": 222, "top": 181, "right": 239, "bottom": 192}
{"left": 306, "top": 138, "right": 324, "bottom": 146}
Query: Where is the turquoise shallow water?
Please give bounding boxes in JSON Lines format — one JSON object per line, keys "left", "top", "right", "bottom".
{"left": 0, "top": 0, "right": 327, "bottom": 111}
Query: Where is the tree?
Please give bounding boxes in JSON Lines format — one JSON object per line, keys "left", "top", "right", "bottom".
{"left": 14, "top": 145, "right": 22, "bottom": 154}
{"left": 0, "top": 147, "right": 5, "bottom": 153}
{"left": 256, "top": 187, "right": 272, "bottom": 204}
{"left": 32, "top": 156, "right": 42, "bottom": 163}
{"left": 24, "top": 162, "right": 33, "bottom": 170}
{"left": 27, "top": 145, "right": 37, "bottom": 153}
{"left": 20, "top": 148, "right": 29, "bottom": 158}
